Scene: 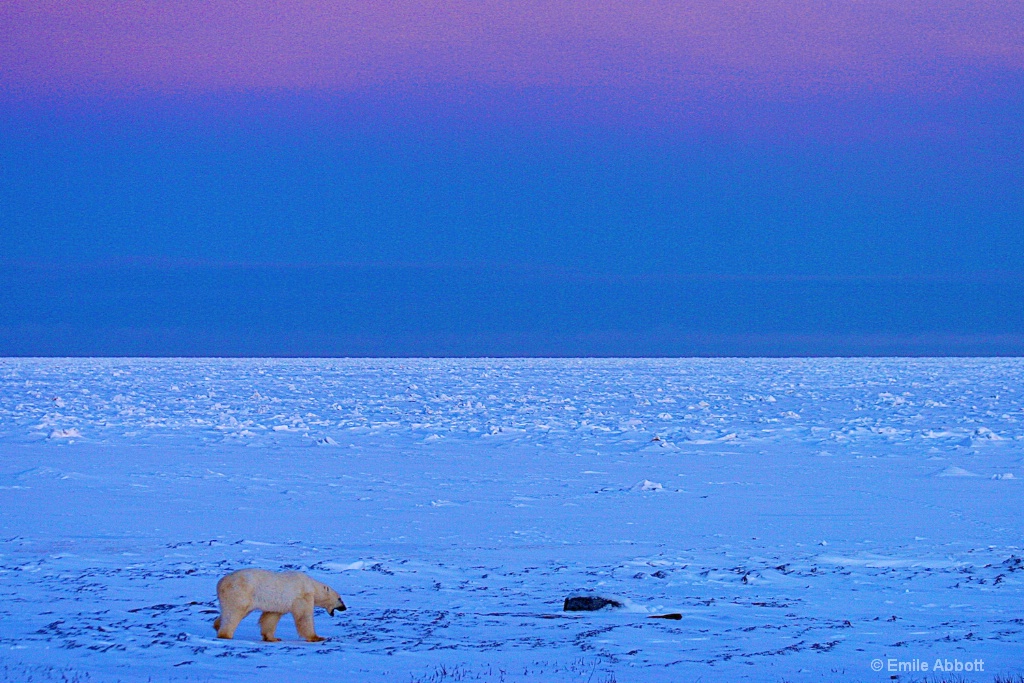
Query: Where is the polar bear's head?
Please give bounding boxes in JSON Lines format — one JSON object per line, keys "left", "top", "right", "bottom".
{"left": 315, "top": 582, "right": 347, "bottom": 616}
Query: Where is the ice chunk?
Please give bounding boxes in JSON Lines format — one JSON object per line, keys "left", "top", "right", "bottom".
{"left": 973, "top": 427, "right": 1004, "bottom": 440}
{"left": 935, "top": 466, "right": 981, "bottom": 478}
{"left": 319, "top": 561, "right": 366, "bottom": 571}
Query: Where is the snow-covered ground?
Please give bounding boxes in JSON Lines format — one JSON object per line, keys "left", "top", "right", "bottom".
{"left": 0, "top": 358, "right": 1022, "bottom": 682}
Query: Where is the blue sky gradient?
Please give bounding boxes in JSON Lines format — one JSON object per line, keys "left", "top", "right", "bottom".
{"left": 2, "top": 10, "right": 1023, "bottom": 356}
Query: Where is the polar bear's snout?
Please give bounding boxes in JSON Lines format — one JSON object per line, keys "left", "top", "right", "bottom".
{"left": 322, "top": 585, "right": 347, "bottom": 616}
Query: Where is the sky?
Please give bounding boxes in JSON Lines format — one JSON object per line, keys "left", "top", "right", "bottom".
{"left": 1, "top": 1, "right": 1022, "bottom": 356}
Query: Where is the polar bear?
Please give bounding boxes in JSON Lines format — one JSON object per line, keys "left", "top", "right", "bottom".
{"left": 213, "top": 569, "right": 346, "bottom": 642}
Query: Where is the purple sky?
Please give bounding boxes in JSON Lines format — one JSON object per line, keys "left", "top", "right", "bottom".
{"left": 3, "top": 0, "right": 1021, "bottom": 96}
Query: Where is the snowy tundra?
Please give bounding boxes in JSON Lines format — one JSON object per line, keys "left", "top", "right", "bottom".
{"left": 0, "top": 358, "right": 1022, "bottom": 682}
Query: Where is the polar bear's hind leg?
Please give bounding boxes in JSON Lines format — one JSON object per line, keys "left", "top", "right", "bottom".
{"left": 259, "top": 612, "right": 283, "bottom": 642}
{"left": 216, "top": 608, "right": 250, "bottom": 639}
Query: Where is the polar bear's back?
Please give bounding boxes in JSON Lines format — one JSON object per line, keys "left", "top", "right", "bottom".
{"left": 218, "top": 569, "right": 316, "bottom": 613}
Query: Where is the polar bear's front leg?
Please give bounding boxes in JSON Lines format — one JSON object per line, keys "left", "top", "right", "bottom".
{"left": 259, "top": 612, "right": 283, "bottom": 642}
{"left": 291, "top": 597, "right": 324, "bottom": 642}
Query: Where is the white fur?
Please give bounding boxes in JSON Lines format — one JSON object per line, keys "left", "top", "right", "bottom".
{"left": 245, "top": 570, "right": 314, "bottom": 611}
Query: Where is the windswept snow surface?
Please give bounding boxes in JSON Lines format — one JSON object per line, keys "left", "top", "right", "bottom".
{"left": 1, "top": 358, "right": 1022, "bottom": 682}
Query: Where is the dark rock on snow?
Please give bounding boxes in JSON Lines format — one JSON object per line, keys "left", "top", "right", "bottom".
{"left": 563, "top": 596, "right": 623, "bottom": 611}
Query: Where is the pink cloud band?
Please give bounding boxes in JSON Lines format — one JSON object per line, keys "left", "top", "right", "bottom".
{"left": 2, "top": 0, "right": 1021, "bottom": 95}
